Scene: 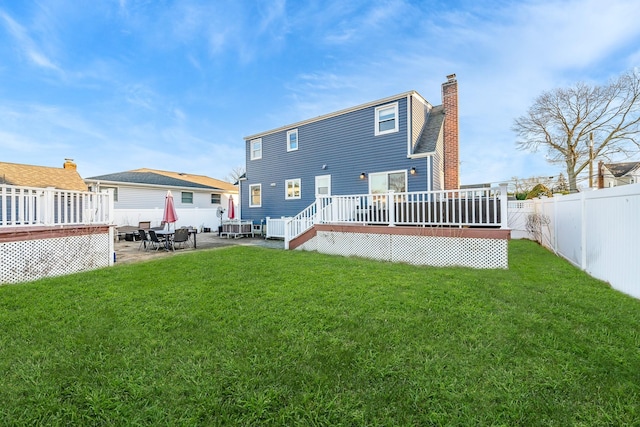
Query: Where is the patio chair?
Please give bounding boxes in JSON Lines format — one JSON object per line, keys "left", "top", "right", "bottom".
{"left": 147, "top": 229, "right": 166, "bottom": 251}
{"left": 151, "top": 221, "right": 166, "bottom": 231}
{"left": 138, "top": 229, "right": 152, "bottom": 251}
{"left": 171, "top": 228, "right": 190, "bottom": 250}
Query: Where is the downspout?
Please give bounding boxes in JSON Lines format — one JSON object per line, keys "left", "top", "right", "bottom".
{"left": 237, "top": 176, "right": 246, "bottom": 220}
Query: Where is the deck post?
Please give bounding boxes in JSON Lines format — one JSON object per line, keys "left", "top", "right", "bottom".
{"left": 43, "top": 187, "right": 55, "bottom": 226}
{"left": 315, "top": 196, "right": 323, "bottom": 223}
{"left": 388, "top": 190, "right": 396, "bottom": 226}
{"left": 499, "top": 183, "right": 509, "bottom": 229}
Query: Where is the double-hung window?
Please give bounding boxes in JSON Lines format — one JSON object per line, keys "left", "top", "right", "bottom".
{"left": 181, "top": 192, "right": 193, "bottom": 204}
{"left": 285, "top": 179, "right": 301, "bottom": 200}
{"left": 211, "top": 194, "right": 221, "bottom": 204}
{"left": 250, "top": 138, "right": 262, "bottom": 160}
{"left": 375, "top": 102, "right": 399, "bottom": 136}
{"left": 287, "top": 129, "right": 298, "bottom": 152}
{"left": 249, "top": 184, "right": 262, "bottom": 207}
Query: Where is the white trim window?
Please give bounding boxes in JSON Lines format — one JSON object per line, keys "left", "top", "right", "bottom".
{"left": 287, "top": 129, "right": 298, "bottom": 152}
{"left": 369, "top": 170, "right": 407, "bottom": 194}
{"left": 250, "top": 138, "right": 262, "bottom": 160}
{"left": 285, "top": 178, "right": 301, "bottom": 200}
{"left": 375, "top": 102, "right": 399, "bottom": 136}
{"left": 249, "top": 184, "right": 262, "bottom": 207}
{"left": 181, "top": 191, "right": 194, "bottom": 204}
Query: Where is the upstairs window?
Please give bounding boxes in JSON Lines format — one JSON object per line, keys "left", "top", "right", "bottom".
{"left": 375, "top": 103, "right": 399, "bottom": 136}
{"left": 287, "top": 129, "right": 298, "bottom": 152}
{"left": 250, "top": 138, "right": 262, "bottom": 160}
{"left": 285, "top": 178, "right": 301, "bottom": 200}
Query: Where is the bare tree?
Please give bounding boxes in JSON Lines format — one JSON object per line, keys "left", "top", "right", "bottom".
{"left": 514, "top": 69, "right": 640, "bottom": 191}
{"left": 224, "top": 166, "right": 245, "bottom": 184}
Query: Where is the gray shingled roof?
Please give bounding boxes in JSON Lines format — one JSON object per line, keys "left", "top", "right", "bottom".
{"left": 86, "top": 171, "right": 222, "bottom": 190}
{"left": 605, "top": 162, "right": 640, "bottom": 177}
{"left": 414, "top": 105, "right": 444, "bottom": 154}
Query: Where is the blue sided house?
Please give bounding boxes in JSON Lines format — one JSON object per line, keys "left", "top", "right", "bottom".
{"left": 240, "top": 74, "right": 460, "bottom": 224}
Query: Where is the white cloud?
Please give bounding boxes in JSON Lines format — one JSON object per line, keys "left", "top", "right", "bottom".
{"left": 0, "top": 9, "right": 61, "bottom": 72}
{"left": 123, "top": 84, "right": 158, "bottom": 110}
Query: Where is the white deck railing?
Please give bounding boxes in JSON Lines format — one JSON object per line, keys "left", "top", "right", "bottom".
{"left": 0, "top": 184, "right": 114, "bottom": 227}
{"left": 277, "top": 184, "right": 508, "bottom": 249}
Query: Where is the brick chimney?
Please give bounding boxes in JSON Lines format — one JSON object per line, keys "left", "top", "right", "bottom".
{"left": 442, "top": 74, "right": 459, "bottom": 190}
{"left": 63, "top": 158, "right": 77, "bottom": 170}
{"left": 597, "top": 161, "right": 604, "bottom": 189}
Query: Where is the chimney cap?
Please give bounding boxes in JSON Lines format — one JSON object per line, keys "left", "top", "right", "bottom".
{"left": 446, "top": 73, "right": 457, "bottom": 81}
{"left": 63, "top": 158, "right": 77, "bottom": 170}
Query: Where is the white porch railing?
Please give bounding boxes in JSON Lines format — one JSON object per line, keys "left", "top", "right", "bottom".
{"left": 278, "top": 184, "right": 508, "bottom": 249}
{"left": 0, "top": 184, "right": 114, "bottom": 227}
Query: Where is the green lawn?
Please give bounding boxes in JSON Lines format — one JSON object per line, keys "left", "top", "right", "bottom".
{"left": 1, "top": 240, "right": 639, "bottom": 426}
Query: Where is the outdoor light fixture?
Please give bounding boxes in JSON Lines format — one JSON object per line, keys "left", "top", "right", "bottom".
{"left": 410, "top": 167, "right": 417, "bottom": 175}
{"left": 360, "top": 172, "right": 367, "bottom": 180}
{"left": 322, "top": 164, "right": 328, "bottom": 170}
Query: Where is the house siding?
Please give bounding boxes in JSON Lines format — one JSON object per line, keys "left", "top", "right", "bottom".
{"left": 113, "top": 186, "right": 219, "bottom": 210}
{"left": 410, "top": 94, "right": 429, "bottom": 153}
{"left": 242, "top": 96, "right": 430, "bottom": 223}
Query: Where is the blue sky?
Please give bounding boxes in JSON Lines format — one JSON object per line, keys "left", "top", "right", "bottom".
{"left": 1, "top": 0, "right": 639, "bottom": 186}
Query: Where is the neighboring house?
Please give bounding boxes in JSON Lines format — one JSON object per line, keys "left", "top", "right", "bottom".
{"left": 240, "top": 74, "right": 460, "bottom": 223}
{"left": 85, "top": 168, "right": 237, "bottom": 231}
{"left": 0, "top": 159, "right": 87, "bottom": 191}
{"left": 598, "top": 161, "right": 640, "bottom": 188}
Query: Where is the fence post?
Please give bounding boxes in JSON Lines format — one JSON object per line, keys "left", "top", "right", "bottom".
{"left": 106, "top": 188, "right": 115, "bottom": 224}
{"left": 388, "top": 191, "right": 395, "bottom": 226}
{"left": 499, "top": 183, "right": 508, "bottom": 229}
{"left": 284, "top": 218, "right": 291, "bottom": 250}
{"left": 580, "top": 191, "right": 587, "bottom": 269}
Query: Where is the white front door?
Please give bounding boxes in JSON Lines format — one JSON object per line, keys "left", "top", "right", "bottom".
{"left": 315, "top": 175, "right": 331, "bottom": 197}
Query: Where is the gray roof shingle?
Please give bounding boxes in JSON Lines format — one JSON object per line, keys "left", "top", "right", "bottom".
{"left": 414, "top": 105, "right": 444, "bottom": 154}
{"left": 605, "top": 162, "right": 640, "bottom": 177}
{"left": 86, "top": 171, "right": 222, "bottom": 190}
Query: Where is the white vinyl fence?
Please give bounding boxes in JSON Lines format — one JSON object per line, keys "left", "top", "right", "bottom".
{"left": 509, "top": 184, "right": 640, "bottom": 299}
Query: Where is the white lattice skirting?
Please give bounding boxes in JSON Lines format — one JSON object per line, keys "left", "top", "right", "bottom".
{"left": 1, "top": 233, "right": 111, "bottom": 284}
{"left": 296, "top": 230, "right": 508, "bottom": 269}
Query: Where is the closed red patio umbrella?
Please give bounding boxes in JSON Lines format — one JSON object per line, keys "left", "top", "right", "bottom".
{"left": 228, "top": 195, "right": 235, "bottom": 220}
{"left": 163, "top": 190, "right": 178, "bottom": 231}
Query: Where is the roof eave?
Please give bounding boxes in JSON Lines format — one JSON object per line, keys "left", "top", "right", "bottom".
{"left": 84, "top": 178, "right": 238, "bottom": 193}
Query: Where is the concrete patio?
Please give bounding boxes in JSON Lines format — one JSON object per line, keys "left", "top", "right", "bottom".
{"left": 115, "top": 232, "right": 284, "bottom": 264}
